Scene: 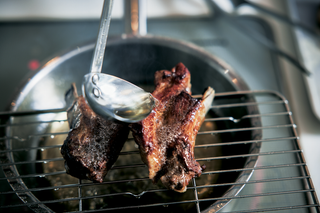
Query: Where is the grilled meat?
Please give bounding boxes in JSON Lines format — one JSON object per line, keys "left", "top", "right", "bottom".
{"left": 130, "top": 63, "right": 215, "bottom": 192}
{"left": 61, "top": 84, "right": 129, "bottom": 183}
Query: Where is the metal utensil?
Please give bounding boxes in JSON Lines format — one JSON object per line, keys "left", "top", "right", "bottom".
{"left": 82, "top": 0, "right": 155, "bottom": 123}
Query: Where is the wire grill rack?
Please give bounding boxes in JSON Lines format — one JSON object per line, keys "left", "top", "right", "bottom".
{"left": 0, "top": 90, "right": 319, "bottom": 212}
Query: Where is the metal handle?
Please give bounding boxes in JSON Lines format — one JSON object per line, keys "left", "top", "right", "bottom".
{"left": 124, "top": 0, "right": 147, "bottom": 35}
{"left": 90, "top": 0, "right": 114, "bottom": 73}
{"left": 208, "top": 0, "right": 311, "bottom": 76}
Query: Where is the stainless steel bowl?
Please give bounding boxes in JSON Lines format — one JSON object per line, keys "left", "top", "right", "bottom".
{"left": 3, "top": 35, "right": 261, "bottom": 212}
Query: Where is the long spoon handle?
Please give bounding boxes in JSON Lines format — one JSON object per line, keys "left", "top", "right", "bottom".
{"left": 90, "top": 0, "right": 114, "bottom": 73}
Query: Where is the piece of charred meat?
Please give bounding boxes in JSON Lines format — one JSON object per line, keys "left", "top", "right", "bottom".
{"left": 61, "top": 83, "right": 129, "bottom": 183}
{"left": 130, "top": 63, "right": 215, "bottom": 192}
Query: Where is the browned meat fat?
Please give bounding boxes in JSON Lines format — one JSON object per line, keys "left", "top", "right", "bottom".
{"left": 61, "top": 84, "right": 129, "bottom": 183}
{"left": 130, "top": 63, "right": 215, "bottom": 192}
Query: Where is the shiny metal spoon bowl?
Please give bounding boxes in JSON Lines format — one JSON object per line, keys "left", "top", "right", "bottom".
{"left": 82, "top": 0, "right": 155, "bottom": 122}
{"left": 83, "top": 73, "right": 155, "bottom": 122}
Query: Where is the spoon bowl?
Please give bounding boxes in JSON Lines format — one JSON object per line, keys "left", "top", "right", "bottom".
{"left": 83, "top": 73, "right": 155, "bottom": 122}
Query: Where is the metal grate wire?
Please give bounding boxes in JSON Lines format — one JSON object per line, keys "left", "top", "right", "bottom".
{"left": 0, "top": 90, "right": 319, "bottom": 212}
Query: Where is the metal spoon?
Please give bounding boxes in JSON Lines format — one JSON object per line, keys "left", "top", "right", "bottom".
{"left": 82, "top": 0, "right": 155, "bottom": 123}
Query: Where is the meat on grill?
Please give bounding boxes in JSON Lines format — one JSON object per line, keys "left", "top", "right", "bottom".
{"left": 130, "top": 63, "right": 215, "bottom": 192}
{"left": 61, "top": 83, "right": 129, "bottom": 183}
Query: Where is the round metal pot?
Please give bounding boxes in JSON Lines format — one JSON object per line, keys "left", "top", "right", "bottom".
{"left": 2, "top": 1, "right": 261, "bottom": 212}
{"left": 3, "top": 33, "right": 261, "bottom": 212}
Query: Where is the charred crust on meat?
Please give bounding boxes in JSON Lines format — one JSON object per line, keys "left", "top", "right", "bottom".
{"left": 173, "top": 62, "right": 188, "bottom": 81}
{"left": 130, "top": 63, "right": 215, "bottom": 193}
{"left": 61, "top": 84, "right": 129, "bottom": 183}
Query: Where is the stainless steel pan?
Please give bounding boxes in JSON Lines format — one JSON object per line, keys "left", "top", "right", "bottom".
{"left": 2, "top": 1, "right": 262, "bottom": 212}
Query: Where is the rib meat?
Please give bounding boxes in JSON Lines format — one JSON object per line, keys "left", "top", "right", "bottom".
{"left": 61, "top": 84, "right": 129, "bottom": 183}
{"left": 130, "top": 63, "right": 215, "bottom": 192}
